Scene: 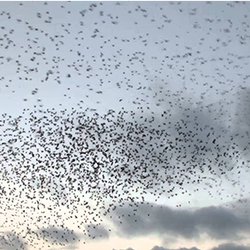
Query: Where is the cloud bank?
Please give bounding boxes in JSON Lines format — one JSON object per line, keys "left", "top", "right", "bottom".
{"left": 110, "top": 203, "right": 250, "bottom": 240}
{"left": 152, "top": 247, "right": 200, "bottom": 250}
{"left": 211, "top": 243, "right": 250, "bottom": 250}
{"left": 36, "top": 226, "right": 79, "bottom": 244}
{"left": 117, "top": 243, "right": 250, "bottom": 250}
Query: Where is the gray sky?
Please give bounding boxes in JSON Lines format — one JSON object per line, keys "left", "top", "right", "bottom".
{"left": 0, "top": 1, "right": 250, "bottom": 250}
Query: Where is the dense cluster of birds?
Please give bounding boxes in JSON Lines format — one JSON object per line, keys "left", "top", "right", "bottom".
{"left": 0, "top": 1, "right": 250, "bottom": 249}
{"left": 1, "top": 102, "right": 250, "bottom": 248}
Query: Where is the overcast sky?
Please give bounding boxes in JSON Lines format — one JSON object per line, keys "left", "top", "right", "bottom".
{"left": 0, "top": 1, "right": 250, "bottom": 250}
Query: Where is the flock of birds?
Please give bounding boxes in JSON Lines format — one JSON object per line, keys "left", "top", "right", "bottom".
{"left": 0, "top": 1, "right": 250, "bottom": 250}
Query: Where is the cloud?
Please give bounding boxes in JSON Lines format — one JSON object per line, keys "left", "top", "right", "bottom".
{"left": 36, "top": 226, "right": 79, "bottom": 244}
{"left": 0, "top": 231, "right": 27, "bottom": 250}
{"left": 210, "top": 243, "right": 250, "bottom": 250}
{"left": 115, "top": 244, "right": 250, "bottom": 250}
{"left": 112, "top": 248, "right": 135, "bottom": 250}
{"left": 84, "top": 224, "right": 109, "bottom": 240}
{"left": 152, "top": 247, "right": 169, "bottom": 250}
{"left": 195, "top": 206, "right": 249, "bottom": 239}
{"left": 234, "top": 87, "right": 250, "bottom": 158}
{"left": 110, "top": 203, "right": 250, "bottom": 240}
{"left": 179, "top": 248, "right": 200, "bottom": 250}
{"left": 151, "top": 247, "right": 200, "bottom": 250}
{"left": 118, "top": 243, "right": 250, "bottom": 250}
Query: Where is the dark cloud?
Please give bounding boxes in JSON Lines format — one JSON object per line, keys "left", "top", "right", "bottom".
{"left": 152, "top": 247, "right": 169, "bottom": 250}
{"left": 0, "top": 231, "right": 27, "bottom": 250}
{"left": 110, "top": 203, "right": 250, "bottom": 240}
{"left": 196, "top": 206, "right": 249, "bottom": 239}
{"left": 211, "top": 243, "right": 250, "bottom": 250}
{"left": 84, "top": 224, "right": 109, "bottom": 240}
{"left": 115, "top": 244, "right": 250, "bottom": 250}
{"left": 235, "top": 87, "right": 250, "bottom": 131}
{"left": 234, "top": 87, "right": 250, "bottom": 157}
{"left": 36, "top": 226, "right": 79, "bottom": 244}
{"left": 179, "top": 248, "right": 200, "bottom": 250}
{"left": 151, "top": 247, "right": 200, "bottom": 250}
{"left": 112, "top": 248, "right": 135, "bottom": 250}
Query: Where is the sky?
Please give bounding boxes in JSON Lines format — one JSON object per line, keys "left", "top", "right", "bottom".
{"left": 0, "top": 1, "right": 250, "bottom": 250}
